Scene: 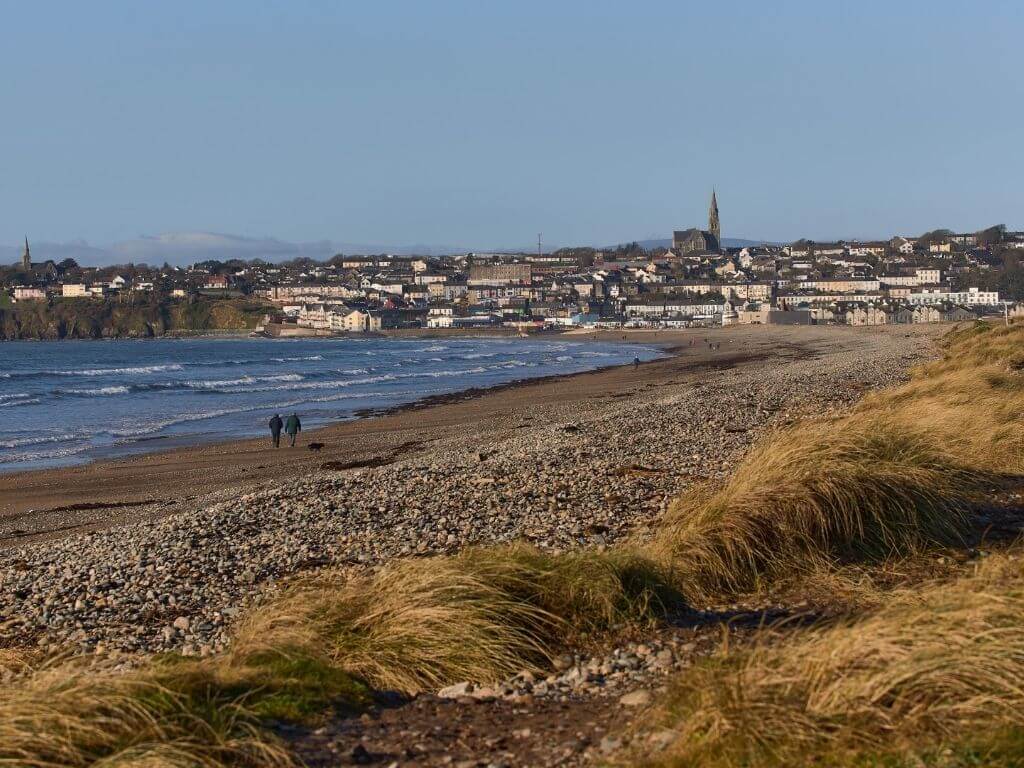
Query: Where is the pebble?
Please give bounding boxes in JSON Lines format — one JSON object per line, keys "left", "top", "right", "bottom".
{"left": 0, "top": 334, "right": 928, "bottom": 655}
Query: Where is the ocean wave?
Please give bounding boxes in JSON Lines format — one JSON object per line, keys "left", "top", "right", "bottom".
{"left": 418, "top": 366, "right": 487, "bottom": 378}
{"left": 103, "top": 390, "right": 386, "bottom": 440}
{"left": 210, "top": 374, "right": 398, "bottom": 394}
{"left": 183, "top": 373, "right": 305, "bottom": 389}
{"left": 64, "top": 386, "right": 131, "bottom": 397}
{"left": 5, "top": 364, "right": 188, "bottom": 379}
{"left": 0, "top": 398, "right": 41, "bottom": 407}
{"left": 0, "top": 432, "right": 87, "bottom": 450}
{"left": 75, "top": 364, "right": 185, "bottom": 377}
{"left": 0, "top": 443, "right": 93, "bottom": 465}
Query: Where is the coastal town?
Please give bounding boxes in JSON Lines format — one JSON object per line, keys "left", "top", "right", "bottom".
{"left": 3, "top": 195, "right": 1023, "bottom": 335}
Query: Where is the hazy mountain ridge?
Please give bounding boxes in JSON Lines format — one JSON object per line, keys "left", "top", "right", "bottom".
{"left": 1, "top": 232, "right": 778, "bottom": 267}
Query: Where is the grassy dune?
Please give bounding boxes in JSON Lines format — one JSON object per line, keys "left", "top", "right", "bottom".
{"left": 637, "top": 555, "right": 1024, "bottom": 767}
{"left": 631, "top": 319, "right": 1024, "bottom": 765}
{"left": 233, "top": 544, "right": 682, "bottom": 695}
{"left": 0, "top": 642, "right": 371, "bottom": 766}
{"left": 653, "top": 414, "right": 979, "bottom": 601}
{"left": 0, "top": 320, "right": 1020, "bottom": 766}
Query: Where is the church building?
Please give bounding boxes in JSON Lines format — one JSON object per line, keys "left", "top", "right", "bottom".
{"left": 672, "top": 191, "right": 721, "bottom": 255}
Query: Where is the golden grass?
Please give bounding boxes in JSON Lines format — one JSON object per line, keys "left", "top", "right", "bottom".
{"left": 650, "top": 320, "right": 1023, "bottom": 604}
{"left": 0, "top": 659, "right": 294, "bottom": 767}
{"left": 638, "top": 553, "right": 1024, "bottom": 767}
{"left": 237, "top": 544, "right": 682, "bottom": 695}
{"left": 0, "top": 637, "right": 371, "bottom": 766}
{"left": 1, "top": 320, "right": 1019, "bottom": 765}
{"left": 652, "top": 414, "right": 979, "bottom": 601}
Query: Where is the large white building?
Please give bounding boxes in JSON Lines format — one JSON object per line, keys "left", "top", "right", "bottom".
{"left": 907, "top": 287, "right": 999, "bottom": 306}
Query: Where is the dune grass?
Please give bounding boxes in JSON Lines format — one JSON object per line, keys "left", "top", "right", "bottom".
{"left": 1, "top": 320, "right": 1019, "bottom": 766}
{"left": 627, "top": 320, "right": 1024, "bottom": 765}
{"left": 0, "top": 639, "right": 371, "bottom": 767}
{"left": 636, "top": 553, "right": 1024, "bottom": 767}
{"left": 651, "top": 320, "right": 1023, "bottom": 602}
{"left": 236, "top": 544, "right": 684, "bottom": 695}
{"left": 652, "top": 413, "right": 980, "bottom": 602}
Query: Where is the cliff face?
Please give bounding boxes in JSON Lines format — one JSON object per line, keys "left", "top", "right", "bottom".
{"left": 0, "top": 298, "right": 268, "bottom": 340}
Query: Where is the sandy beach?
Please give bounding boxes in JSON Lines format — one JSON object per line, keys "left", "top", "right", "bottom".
{"left": 0, "top": 325, "right": 932, "bottom": 547}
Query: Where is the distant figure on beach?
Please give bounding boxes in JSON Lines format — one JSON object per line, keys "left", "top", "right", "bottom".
{"left": 285, "top": 413, "right": 302, "bottom": 447}
{"left": 268, "top": 413, "right": 283, "bottom": 448}
{"left": 633, "top": 355, "right": 640, "bottom": 370}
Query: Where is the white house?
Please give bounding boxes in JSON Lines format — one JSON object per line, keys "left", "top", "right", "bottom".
{"left": 61, "top": 283, "right": 88, "bottom": 298}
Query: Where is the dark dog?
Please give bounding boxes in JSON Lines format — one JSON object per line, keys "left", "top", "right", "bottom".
{"left": 307, "top": 442, "right": 325, "bottom": 452}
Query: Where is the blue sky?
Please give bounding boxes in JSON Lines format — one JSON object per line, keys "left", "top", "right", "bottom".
{"left": 1, "top": 0, "right": 1021, "bottom": 250}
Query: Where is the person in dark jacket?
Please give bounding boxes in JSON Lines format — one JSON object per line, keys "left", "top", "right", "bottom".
{"left": 285, "top": 413, "right": 302, "bottom": 447}
{"left": 268, "top": 413, "right": 283, "bottom": 448}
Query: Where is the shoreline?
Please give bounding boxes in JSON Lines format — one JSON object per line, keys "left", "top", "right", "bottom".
{"left": 0, "top": 324, "right": 945, "bottom": 657}
{"left": 0, "top": 331, "right": 669, "bottom": 477}
{"left": 0, "top": 326, "right": 937, "bottom": 548}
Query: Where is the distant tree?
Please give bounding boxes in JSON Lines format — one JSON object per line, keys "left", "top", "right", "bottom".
{"left": 976, "top": 224, "right": 1007, "bottom": 248}
{"left": 916, "top": 229, "right": 954, "bottom": 246}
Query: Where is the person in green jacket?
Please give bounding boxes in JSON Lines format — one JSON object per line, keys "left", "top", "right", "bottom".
{"left": 285, "top": 413, "right": 302, "bottom": 447}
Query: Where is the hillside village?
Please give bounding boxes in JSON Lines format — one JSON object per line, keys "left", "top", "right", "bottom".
{"left": 4, "top": 205, "right": 1024, "bottom": 334}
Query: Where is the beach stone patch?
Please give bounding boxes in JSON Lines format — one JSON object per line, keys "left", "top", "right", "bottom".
{"left": 0, "top": 331, "right": 930, "bottom": 655}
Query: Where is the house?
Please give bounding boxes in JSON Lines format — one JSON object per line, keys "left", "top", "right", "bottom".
{"left": 813, "top": 244, "right": 847, "bottom": 258}
{"left": 878, "top": 274, "right": 919, "bottom": 287}
{"left": 847, "top": 242, "right": 887, "bottom": 257}
{"left": 941, "top": 304, "right": 976, "bottom": 323}
{"left": 929, "top": 242, "right": 952, "bottom": 254}
{"left": 907, "top": 287, "right": 999, "bottom": 306}
{"left": 109, "top": 275, "right": 128, "bottom": 289}
{"left": 915, "top": 268, "right": 941, "bottom": 285}
{"left": 893, "top": 307, "right": 916, "bottom": 324}
{"left": 426, "top": 305, "right": 455, "bottom": 328}
{"left": 204, "top": 274, "right": 230, "bottom": 290}
{"left": 13, "top": 286, "right": 46, "bottom": 301}
{"left": 61, "top": 283, "right": 88, "bottom": 298}
{"left": 843, "top": 304, "right": 888, "bottom": 326}
{"left": 736, "top": 302, "right": 771, "bottom": 324}
{"left": 329, "top": 308, "right": 382, "bottom": 333}
{"left": 891, "top": 237, "right": 916, "bottom": 254}
{"left": 912, "top": 305, "right": 942, "bottom": 323}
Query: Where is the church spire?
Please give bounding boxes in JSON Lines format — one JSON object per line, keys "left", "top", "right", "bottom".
{"left": 21, "top": 237, "right": 31, "bottom": 272}
{"left": 708, "top": 189, "right": 720, "bottom": 245}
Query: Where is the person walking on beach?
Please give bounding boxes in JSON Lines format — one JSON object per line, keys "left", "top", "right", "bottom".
{"left": 633, "top": 355, "right": 640, "bottom": 370}
{"left": 285, "top": 413, "right": 302, "bottom": 447}
{"left": 268, "top": 413, "right": 283, "bottom": 448}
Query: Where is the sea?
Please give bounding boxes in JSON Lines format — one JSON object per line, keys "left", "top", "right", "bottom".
{"left": 0, "top": 336, "right": 661, "bottom": 472}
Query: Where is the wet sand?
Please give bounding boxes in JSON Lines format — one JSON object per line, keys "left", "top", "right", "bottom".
{"left": 0, "top": 325, "right": 928, "bottom": 545}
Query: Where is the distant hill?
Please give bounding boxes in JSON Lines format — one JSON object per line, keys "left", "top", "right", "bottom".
{"left": 616, "top": 237, "right": 779, "bottom": 250}
{"left": 1, "top": 232, "right": 784, "bottom": 268}
{"left": 0, "top": 233, "right": 479, "bottom": 267}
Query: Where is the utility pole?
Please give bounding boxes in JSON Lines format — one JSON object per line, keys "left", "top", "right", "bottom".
{"left": 537, "top": 233, "right": 542, "bottom": 258}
